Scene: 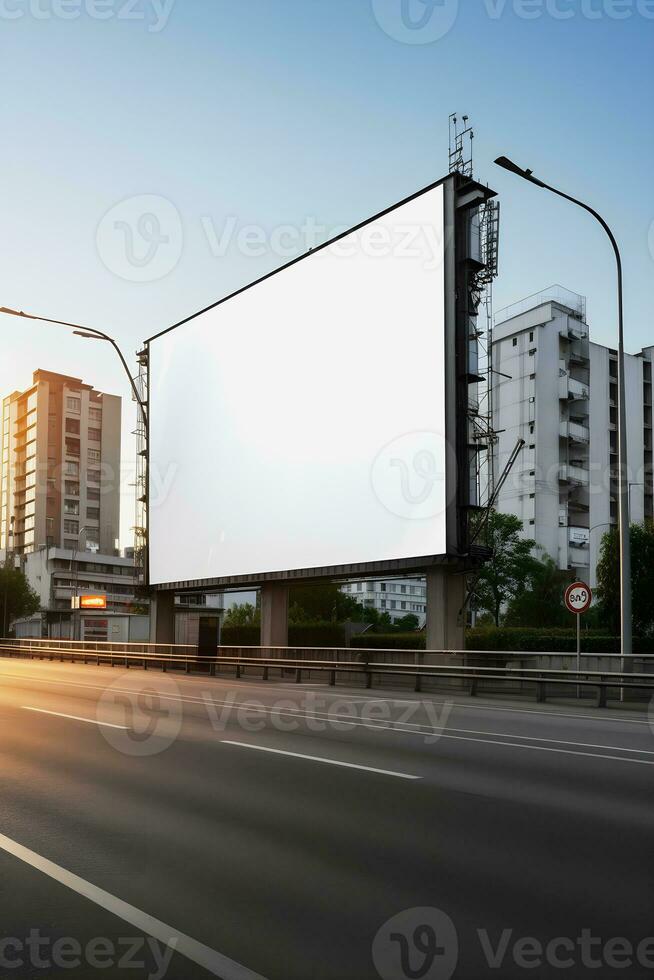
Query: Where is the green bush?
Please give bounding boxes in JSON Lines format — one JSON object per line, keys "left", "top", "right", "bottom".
{"left": 467, "top": 627, "right": 652, "bottom": 654}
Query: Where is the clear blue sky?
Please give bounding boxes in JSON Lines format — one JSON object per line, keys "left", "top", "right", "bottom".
{"left": 1, "top": 0, "right": 652, "bottom": 545}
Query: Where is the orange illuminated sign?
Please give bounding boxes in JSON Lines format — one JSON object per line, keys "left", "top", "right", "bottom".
{"left": 79, "top": 595, "right": 107, "bottom": 610}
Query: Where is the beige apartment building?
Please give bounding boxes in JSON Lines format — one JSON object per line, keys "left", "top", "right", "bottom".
{"left": 0, "top": 370, "right": 121, "bottom": 557}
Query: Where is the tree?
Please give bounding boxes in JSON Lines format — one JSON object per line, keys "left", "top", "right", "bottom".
{"left": 393, "top": 613, "right": 420, "bottom": 632}
{"left": 288, "top": 584, "right": 363, "bottom": 624}
{"left": 596, "top": 523, "right": 654, "bottom": 636}
{"left": 223, "top": 602, "right": 260, "bottom": 628}
{"left": 0, "top": 561, "right": 40, "bottom": 634}
{"left": 469, "top": 511, "right": 538, "bottom": 626}
{"left": 503, "top": 555, "right": 572, "bottom": 628}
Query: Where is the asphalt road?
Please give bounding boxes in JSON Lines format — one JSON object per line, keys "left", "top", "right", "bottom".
{"left": 0, "top": 657, "right": 652, "bottom": 980}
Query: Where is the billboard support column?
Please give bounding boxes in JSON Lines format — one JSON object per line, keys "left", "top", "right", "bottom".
{"left": 260, "top": 582, "right": 289, "bottom": 648}
{"left": 425, "top": 568, "right": 465, "bottom": 652}
{"left": 150, "top": 591, "right": 175, "bottom": 644}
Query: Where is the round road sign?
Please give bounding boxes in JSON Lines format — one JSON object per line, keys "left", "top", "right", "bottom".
{"left": 564, "top": 581, "right": 592, "bottom": 615}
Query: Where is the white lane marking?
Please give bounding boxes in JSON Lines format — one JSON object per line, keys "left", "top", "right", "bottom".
{"left": 221, "top": 740, "right": 421, "bottom": 780}
{"left": 8, "top": 679, "right": 654, "bottom": 763}
{"left": 21, "top": 706, "right": 128, "bottom": 731}
{"left": 1, "top": 662, "right": 650, "bottom": 727}
{"left": 426, "top": 734, "right": 654, "bottom": 767}
{"left": 0, "top": 831, "right": 268, "bottom": 980}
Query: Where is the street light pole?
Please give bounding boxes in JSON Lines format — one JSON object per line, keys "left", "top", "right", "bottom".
{"left": 494, "top": 157, "right": 632, "bottom": 661}
{"left": 0, "top": 308, "right": 147, "bottom": 427}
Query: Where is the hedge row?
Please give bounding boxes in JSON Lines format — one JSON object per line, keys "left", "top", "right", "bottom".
{"left": 466, "top": 627, "right": 653, "bottom": 654}
{"left": 219, "top": 625, "right": 653, "bottom": 654}
{"left": 221, "top": 624, "right": 346, "bottom": 648}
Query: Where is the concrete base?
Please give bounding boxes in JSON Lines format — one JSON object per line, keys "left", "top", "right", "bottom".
{"left": 260, "top": 582, "right": 289, "bottom": 648}
{"left": 149, "top": 591, "right": 176, "bottom": 645}
{"left": 425, "top": 568, "right": 465, "bottom": 652}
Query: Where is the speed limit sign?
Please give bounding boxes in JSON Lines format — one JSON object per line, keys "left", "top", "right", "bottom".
{"left": 564, "top": 581, "right": 592, "bottom": 615}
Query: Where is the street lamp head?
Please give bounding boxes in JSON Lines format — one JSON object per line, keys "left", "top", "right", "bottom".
{"left": 73, "top": 330, "right": 103, "bottom": 340}
{"left": 494, "top": 156, "right": 547, "bottom": 188}
{"left": 0, "top": 306, "right": 31, "bottom": 318}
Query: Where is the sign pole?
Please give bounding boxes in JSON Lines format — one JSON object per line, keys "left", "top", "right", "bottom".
{"left": 576, "top": 612, "right": 581, "bottom": 699}
{"left": 564, "top": 581, "right": 592, "bottom": 703}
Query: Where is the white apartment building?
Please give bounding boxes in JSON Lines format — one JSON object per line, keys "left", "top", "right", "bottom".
{"left": 492, "top": 286, "right": 653, "bottom": 587}
{"left": 341, "top": 577, "right": 427, "bottom": 626}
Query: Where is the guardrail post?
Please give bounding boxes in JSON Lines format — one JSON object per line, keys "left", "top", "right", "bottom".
{"left": 365, "top": 664, "right": 372, "bottom": 689}
{"left": 414, "top": 671, "right": 422, "bottom": 693}
{"left": 143, "top": 657, "right": 147, "bottom": 670}
{"left": 236, "top": 660, "right": 241, "bottom": 679}
{"left": 185, "top": 658, "right": 190, "bottom": 674}
{"left": 296, "top": 668, "right": 302, "bottom": 684}
{"left": 598, "top": 683, "right": 607, "bottom": 709}
{"left": 536, "top": 677, "right": 546, "bottom": 703}
{"left": 470, "top": 676, "right": 478, "bottom": 697}
{"left": 263, "top": 665, "right": 269, "bottom": 681}
{"left": 329, "top": 669, "right": 336, "bottom": 687}
{"left": 125, "top": 656, "right": 129, "bottom": 669}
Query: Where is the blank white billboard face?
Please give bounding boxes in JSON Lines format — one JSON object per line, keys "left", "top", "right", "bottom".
{"left": 148, "top": 183, "right": 449, "bottom": 585}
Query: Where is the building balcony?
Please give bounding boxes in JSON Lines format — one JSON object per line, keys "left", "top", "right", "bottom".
{"left": 568, "top": 546, "right": 590, "bottom": 567}
{"left": 559, "top": 420, "right": 590, "bottom": 443}
{"left": 560, "top": 464, "right": 589, "bottom": 486}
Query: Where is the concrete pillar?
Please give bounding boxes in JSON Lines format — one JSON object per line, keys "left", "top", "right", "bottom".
{"left": 260, "top": 582, "right": 289, "bottom": 648}
{"left": 149, "top": 591, "right": 175, "bottom": 645}
{"left": 426, "top": 568, "right": 465, "bottom": 652}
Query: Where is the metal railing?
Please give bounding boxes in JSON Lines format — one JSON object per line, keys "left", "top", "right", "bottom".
{"left": 1, "top": 639, "right": 653, "bottom": 709}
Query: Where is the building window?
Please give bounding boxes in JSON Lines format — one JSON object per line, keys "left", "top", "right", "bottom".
{"left": 64, "top": 538, "right": 77, "bottom": 551}
{"left": 65, "top": 438, "right": 80, "bottom": 456}
{"left": 87, "top": 488, "right": 100, "bottom": 502}
{"left": 65, "top": 418, "right": 80, "bottom": 435}
{"left": 88, "top": 428, "right": 101, "bottom": 442}
{"left": 65, "top": 482, "right": 80, "bottom": 497}
{"left": 87, "top": 449, "right": 101, "bottom": 463}
{"left": 87, "top": 469, "right": 101, "bottom": 484}
{"left": 89, "top": 407, "right": 102, "bottom": 423}
{"left": 65, "top": 461, "right": 79, "bottom": 478}
{"left": 512, "top": 337, "right": 518, "bottom": 347}
{"left": 380, "top": 583, "right": 386, "bottom": 592}
{"left": 66, "top": 397, "right": 81, "bottom": 412}
{"left": 86, "top": 507, "right": 100, "bottom": 521}
{"left": 529, "top": 332, "right": 534, "bottom": 342}
{"left": 64, "top": 500, "right": 79, "bottom": 516}
{"left": 64, "top": 519, "right": 79, "bottom": 534}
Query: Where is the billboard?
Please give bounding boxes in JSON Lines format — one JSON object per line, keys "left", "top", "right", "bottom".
{"left": 147, "top": 178, "right": 456, "bottom": 589}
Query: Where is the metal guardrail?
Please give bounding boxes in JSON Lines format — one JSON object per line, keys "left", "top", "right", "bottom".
{"left": 1, "top": 640, "right": 653, "bottom": 709}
